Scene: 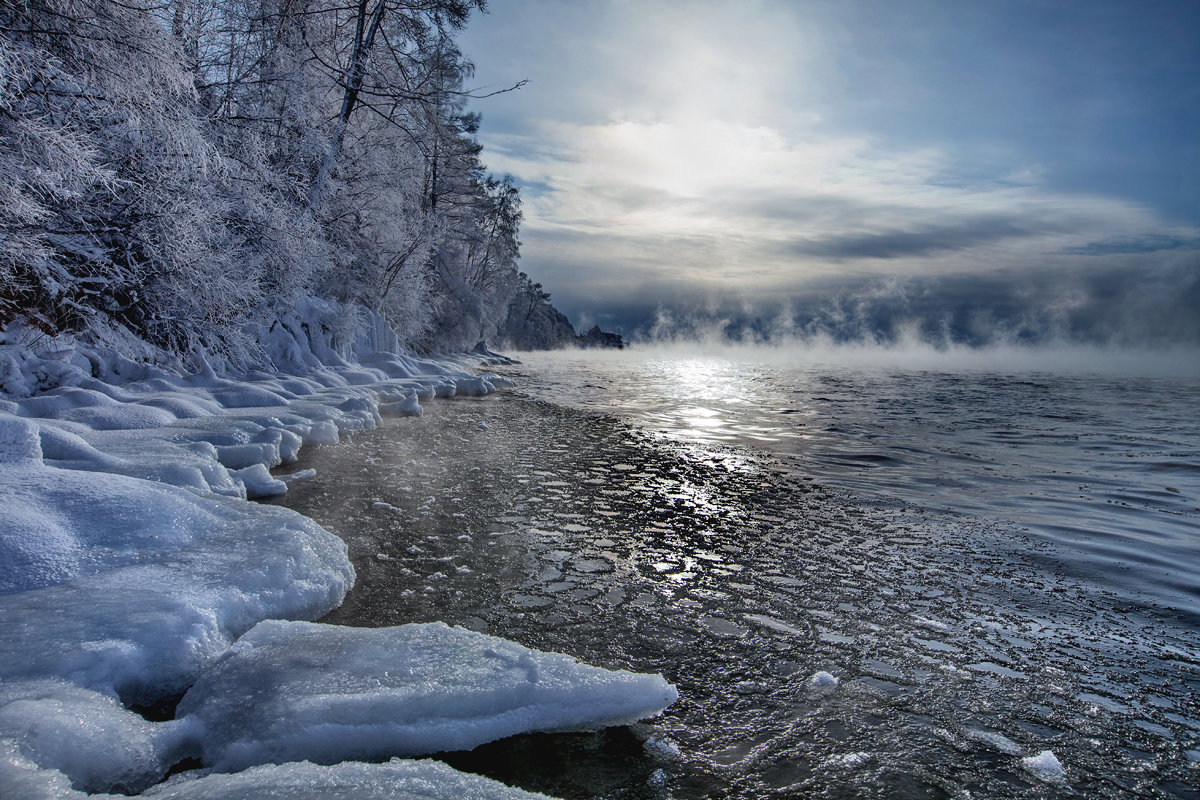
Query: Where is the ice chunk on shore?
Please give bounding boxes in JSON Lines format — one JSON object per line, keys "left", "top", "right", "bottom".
{"left": 0, "top": 466, "right": 353, "bottom": 703}
{"left": 232, "top": 464, "right": 288, "bottom": 498}
{"left": 177, "top": 620, "right": 679, "bottom": 771}
{"left": 0, "top": 679, "right": 184, "bottom": 794}
{"left": 140, "top": 758, "right": 559, "bottom": 800}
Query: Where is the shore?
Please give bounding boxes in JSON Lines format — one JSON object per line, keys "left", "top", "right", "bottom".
{"left": 0, "top": 338, "right": 676, "bottom": 798}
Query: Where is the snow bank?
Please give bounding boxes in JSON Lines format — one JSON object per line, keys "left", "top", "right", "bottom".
{"left": 141, "top": 758, "right": 558, "bottom": 800}
{"left": 0, "top": 327, "right": 675, "bottom": 799}
{"left": 0, "top": 679, "right": 185, "bottom": 794}
{"left": 177, "top": 620, "right": 679, "bottom": 772}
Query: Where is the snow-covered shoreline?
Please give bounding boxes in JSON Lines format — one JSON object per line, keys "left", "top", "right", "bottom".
{"left": 0, "top": 326, "right": 676, "bottom": 798}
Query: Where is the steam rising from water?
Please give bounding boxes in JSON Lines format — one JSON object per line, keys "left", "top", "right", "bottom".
{"left": 592, "top": 333, "right": 1200, "bottom": 379}
{"left": 601, "top": 262, "right": 1200, "bottom": 360}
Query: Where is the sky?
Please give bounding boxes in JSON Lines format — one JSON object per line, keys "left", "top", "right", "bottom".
{"left": 458, "top": 0, "right": 1200, "bottom": 345}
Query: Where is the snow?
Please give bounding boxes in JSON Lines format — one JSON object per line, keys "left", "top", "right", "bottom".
{"left": 0, "top": 679, "right": 184, "bottom": 794}
{"left": 176, "top": 620, "right": 679, "bottom": 772}
{"left": 0, "top": 331, "right": 677, "bottom": 798}
{"left": 140, "top": 758, "right": 558, "bottom": 800}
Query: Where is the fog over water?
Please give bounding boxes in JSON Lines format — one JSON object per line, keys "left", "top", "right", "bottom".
{"left": 273, "top": 344, "right": 1200, "bottom": 799}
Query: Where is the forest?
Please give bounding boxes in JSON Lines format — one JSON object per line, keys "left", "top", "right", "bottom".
{"left": 0, "top": 0, "right": 572, "bottom": 366}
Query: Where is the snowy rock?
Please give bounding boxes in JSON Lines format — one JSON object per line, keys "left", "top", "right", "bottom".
{"left": 455, "top": 376, "right": 495, "bottom": 396}
{"left": 176, "top": 620, "right": 679, "bottom": 772}
{"left": 139, "top": 758, "right": 560, "bottom": 800}
{"left": 380, "top": 393, "right": 422, "bottom": 416}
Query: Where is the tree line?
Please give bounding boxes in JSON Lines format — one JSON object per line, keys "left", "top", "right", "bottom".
{"left": 1, "top": 0, "right": 571, "bottom": 361}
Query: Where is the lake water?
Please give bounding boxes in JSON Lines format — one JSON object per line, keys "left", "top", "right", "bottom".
{"left": 270, "top": 347, "right": 1200, "bottom": 799}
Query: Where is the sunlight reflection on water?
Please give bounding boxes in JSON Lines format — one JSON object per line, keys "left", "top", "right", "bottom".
{"left": 269, "top": 349, "right": 1200, "bottom": 799}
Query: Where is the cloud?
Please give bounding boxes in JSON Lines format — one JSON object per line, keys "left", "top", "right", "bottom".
{"left": 1064, "top": 234, "right": 1200, "bottom": 256}
{"left": 780, "top": 215, "right": 1060, "bottom": 260}
{"left": 487, "top": 116, "right": 1197, "bottom": 288}
{"left": 461, "top": 1, "right": 1200, "bottom": 344}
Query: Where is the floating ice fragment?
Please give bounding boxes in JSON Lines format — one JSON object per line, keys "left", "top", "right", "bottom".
{"left": 1021, "top": 749, "right": 1066, "bottom": 782}
{"left": 810, "top": 671, "right": 839, "bottom": 687}
{"left": 176, "top": 620, "right": 679, "bottom": 772}
{"left": 477, "top": 421, "right": 489, "bottom": 431}
{"left": 643, "top": 737, "right": 682, "bottom": 761}
{"left": 822, "top": 751, "right": 871, "bottom": 769}
{"left": 279, "top": 468, "right": 317, "bottom": 484}
{"left": 965, "top": 728, "right": 1021, "bottom": 755}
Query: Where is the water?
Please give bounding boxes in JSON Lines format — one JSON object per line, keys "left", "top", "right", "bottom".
{"left": 269, "top": 348, "right": 1200, "bottom": 799}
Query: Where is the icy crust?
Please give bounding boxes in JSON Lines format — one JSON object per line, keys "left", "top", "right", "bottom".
{"left": 0, "top": 470, "right": 353, "bottom": 702}
{"left": 0, "top": 680, "right": 186, "bottom": 795}
{"left": 140, "top": 758, "right": 559, "bottom": 800}
{"left": 0, "top": 751, "right": 557, "bottom": 800}
{"left": 177, "top": 621, "right": 680, "bottom": 772}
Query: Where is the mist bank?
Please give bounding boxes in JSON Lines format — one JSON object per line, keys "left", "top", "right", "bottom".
{"left": 556, "top": 337, "right": 1200, "bottom": 379}
{"left": 563, "top": 260, "right": 1200, "bottom": 354}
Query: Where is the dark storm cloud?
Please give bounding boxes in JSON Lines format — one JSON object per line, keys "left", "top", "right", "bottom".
{"left": 1065, "top": 234, "right": 1200, "bottom": 256}
{"left": 783, "top": 215, "right": 1062, "bottom": 261}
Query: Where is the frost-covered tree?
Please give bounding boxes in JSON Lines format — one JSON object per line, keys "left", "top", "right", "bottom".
{"left": 498, "top": 272, "right": 577, "bottom": 350}
{"left": 2, "top": 0, "right": 556, "bottom": 363}
{"left": 1, "top": 0, "right": 273, "bottom": 356}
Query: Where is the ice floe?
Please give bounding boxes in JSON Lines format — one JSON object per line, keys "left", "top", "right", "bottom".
{"left": 175, "top": 620, "right": 679, "bottom": 772}
{"left": 0, "top": 679, "right": 185, "bottom": 795}
{"left": 140, "top": 758, "right": 558, "bottom": 799}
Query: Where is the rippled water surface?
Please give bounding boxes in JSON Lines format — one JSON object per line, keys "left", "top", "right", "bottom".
{"left": 271, "top": 349, "right": 1200, "bottom": 799}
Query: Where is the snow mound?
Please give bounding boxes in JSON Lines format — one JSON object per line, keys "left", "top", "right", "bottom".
{"left": 0, "top": 415, "right": 42, "bottom": 463}
{"left": 177, "top": 620, "right": 679, "bottom": 772}
{"left": 0, "top": 679, "right": 184, "bottom": 794}
{"left": 140, "top": 758, "right": 559, "bottom": 800}
{"left": 0, "top": 465, "right": 353, "bottom": 702}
